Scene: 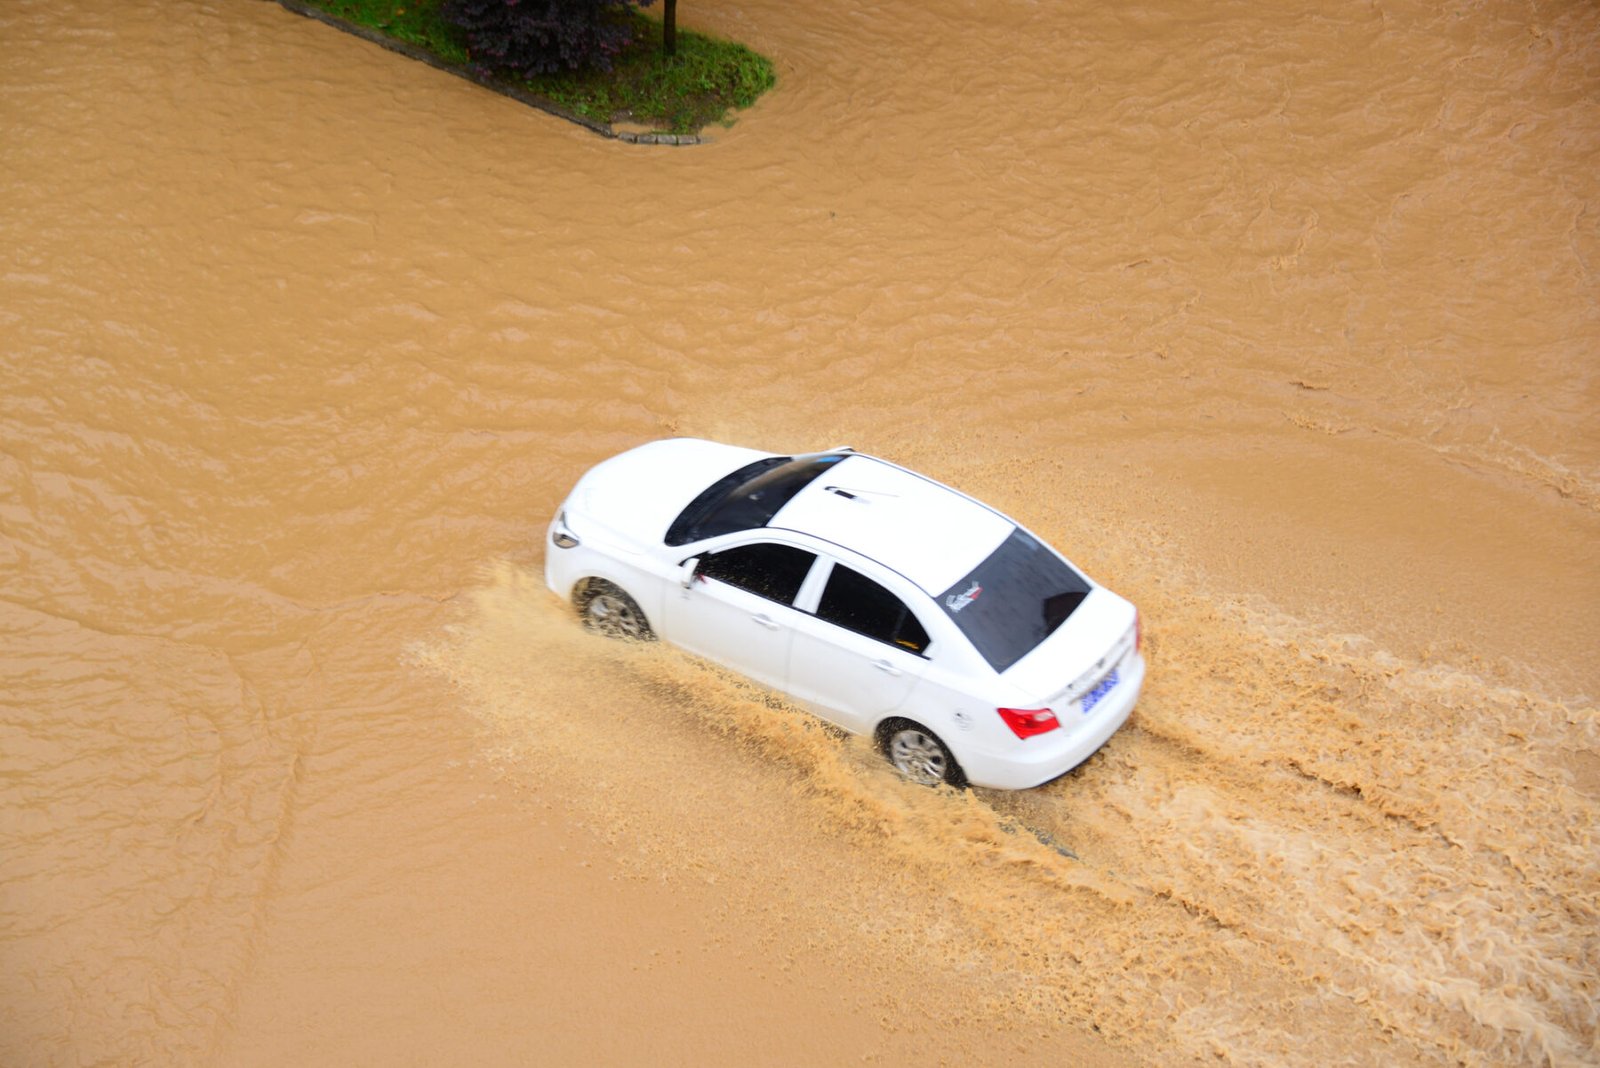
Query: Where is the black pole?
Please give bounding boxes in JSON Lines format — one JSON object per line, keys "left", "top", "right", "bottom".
{"left": 663, "top": 0, "right": 677, "bottom": 57}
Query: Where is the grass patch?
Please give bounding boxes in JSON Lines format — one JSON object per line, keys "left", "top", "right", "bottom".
{"left": 305, "top": 0, "right": 467, "bottom": 63}
{"left": 298, "top": 0, "right": 774, "bottom": 135}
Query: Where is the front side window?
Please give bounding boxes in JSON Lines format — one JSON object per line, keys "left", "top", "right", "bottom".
{"left": 697, "top": 543, "right": 816, "bottom": 604}
{"left": 666, "top": 453, "right": 847, "bottom": 546}
{"left": 937, "top": 528, "right": 1089, "bottom": 672}
{"left": 816, "top": 564, "right": 930, "bottom": 654}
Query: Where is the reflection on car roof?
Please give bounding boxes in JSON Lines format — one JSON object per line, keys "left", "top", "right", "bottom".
{"left": 767, "top": 455, "right": 1012, "bottom": 594}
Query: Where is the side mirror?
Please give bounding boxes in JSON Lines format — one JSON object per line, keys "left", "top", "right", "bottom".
{"left": 678, "top": 557, "right": 700, "bottom": 589}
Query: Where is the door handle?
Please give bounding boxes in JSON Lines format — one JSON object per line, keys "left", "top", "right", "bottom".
{"left": 871, "top": 659, "right": 902, "bottom": 676}
{"left": 751, "top": 613, "right": 780, "bottom": 631}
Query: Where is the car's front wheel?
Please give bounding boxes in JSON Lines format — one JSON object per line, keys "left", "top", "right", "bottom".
{"left": 576, "top": 579, "right": 654, "bottom": 641}
{"left": 878, "top": 718, "right": 964, "bottom": 787}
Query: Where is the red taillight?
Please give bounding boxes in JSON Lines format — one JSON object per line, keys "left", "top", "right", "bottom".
{"left": 998, "top": 707, "right": 1060, "bottom": 739}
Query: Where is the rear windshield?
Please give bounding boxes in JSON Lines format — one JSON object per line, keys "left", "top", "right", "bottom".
{"left": 936, "top": 528, "right": 1090, "bottom": 672}
{"left": 665, "top": 453, "right": 846, "bottom": 546}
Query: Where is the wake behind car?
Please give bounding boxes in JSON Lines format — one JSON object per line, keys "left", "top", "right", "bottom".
{"left": 545, "top": 439, "right": 1144, "bottom": 789}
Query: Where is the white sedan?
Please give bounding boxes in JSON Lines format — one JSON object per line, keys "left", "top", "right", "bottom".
{"left": 544, "top": 439, "right": 1144, "bottom": 789}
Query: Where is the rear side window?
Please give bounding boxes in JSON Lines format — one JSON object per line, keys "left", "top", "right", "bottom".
{"left": 816, "top": 565, "right": 930, "bottom": 654}
{"left": 698, "top": 543, "right": 816, "bottom": 604}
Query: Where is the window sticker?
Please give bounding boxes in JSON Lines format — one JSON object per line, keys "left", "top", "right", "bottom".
{"left": 945, "top": 582, "right": 982, "bottom": 613}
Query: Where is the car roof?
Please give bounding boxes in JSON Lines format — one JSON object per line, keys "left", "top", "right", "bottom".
{"left": 765, "top": 454, "right": 1013, "bottom": 595}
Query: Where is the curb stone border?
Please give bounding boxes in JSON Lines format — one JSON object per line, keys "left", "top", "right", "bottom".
{"left": 616, "top": 131, "right": 702, "bottom": 145}
{"left": 270, "top": 0, "right": 707, "bottom": 145}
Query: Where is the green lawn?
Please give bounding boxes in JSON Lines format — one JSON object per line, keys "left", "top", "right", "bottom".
{"left": 299, "top": 0, "right": 775, "bottom": 134}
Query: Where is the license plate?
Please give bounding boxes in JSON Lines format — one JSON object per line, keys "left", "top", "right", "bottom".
{"left": 1081, "top": 668, "right": 1120, "bottom": 714}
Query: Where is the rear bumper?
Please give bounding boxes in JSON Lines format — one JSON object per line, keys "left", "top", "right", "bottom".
{"left": 958, "top": 651, "right": 1145, "bottom": 790}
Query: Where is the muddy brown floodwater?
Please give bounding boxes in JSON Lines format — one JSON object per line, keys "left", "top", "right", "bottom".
{"left": 2, "top": 0, "right": 1597, "bottom": 1064}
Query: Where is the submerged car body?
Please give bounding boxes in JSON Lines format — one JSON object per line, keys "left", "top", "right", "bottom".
{"left": 545, "top": 438, "right": 1144, "bottom": 789}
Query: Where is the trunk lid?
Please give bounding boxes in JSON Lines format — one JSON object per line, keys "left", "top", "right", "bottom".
{"left": 1000, "top": 587, "right": 1138, "bottom": 707}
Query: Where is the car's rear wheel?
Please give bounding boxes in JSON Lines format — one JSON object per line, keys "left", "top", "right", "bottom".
{"left": 879, "top": 718, "right": 964, "bottom": 787}
{"left": 576, "top": 580, "right": 654, "bottom": 641}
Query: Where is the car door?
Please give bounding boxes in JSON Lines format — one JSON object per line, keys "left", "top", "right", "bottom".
{"left": 662, "top": 541, "right": 819, "bottom": 690}
{"left": 785, "top": 561, "right": 928, "bottom": 733}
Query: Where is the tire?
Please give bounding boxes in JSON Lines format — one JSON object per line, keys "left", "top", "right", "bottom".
{"left": 575, "top": 579, "right": 655, "bottom": 641}
{"left": 878, "top": 718, "right": 965, "bottom": 787}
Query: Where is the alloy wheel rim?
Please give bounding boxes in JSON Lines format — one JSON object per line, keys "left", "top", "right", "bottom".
{"left": 586, "top": 593, "right": 644, "bottom": 639}
{"left": 889, "top": 730, "right": 946, "bottom": 785}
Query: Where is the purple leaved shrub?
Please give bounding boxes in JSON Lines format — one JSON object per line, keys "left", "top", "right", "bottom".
{"left": 441, "top": 0, "right": 651, "bottom": 78}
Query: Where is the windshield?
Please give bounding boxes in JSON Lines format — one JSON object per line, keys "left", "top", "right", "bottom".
{"left": 936, "top": 527, "right": 1090, "bottom": 672}
{"left": 665, "top": 453, "right": 847, "bottom": 546}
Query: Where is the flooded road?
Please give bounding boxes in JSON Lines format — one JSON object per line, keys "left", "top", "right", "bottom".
{"left": 2, "top": 0, "right": 1596, "bottom": 1064}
